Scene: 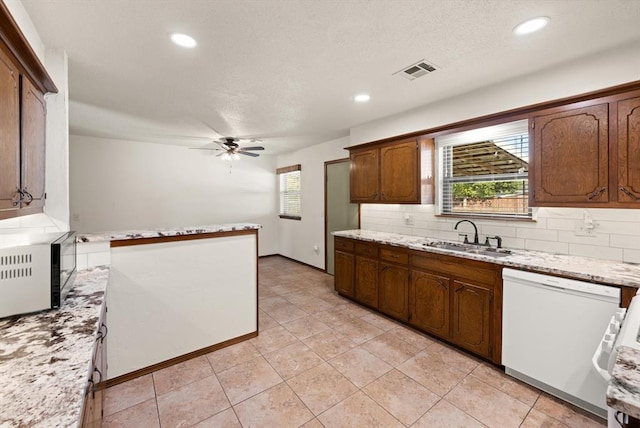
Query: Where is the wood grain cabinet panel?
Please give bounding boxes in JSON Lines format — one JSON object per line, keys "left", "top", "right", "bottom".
{"left": 334, "top": 251, "right": 355, "bottom": 298}
{"left": 378, "top": 263, "right": 409, "bottom": 321}
{"left": 452, "top": 281, "right": 492, "bottom": 358}
{"left": 350, "top": 148, "right": 379, "bottom": 202}
{"left": 533, "top": 103, "right": 609, "bottom": 204}
{"left": 355, "top": 255, "right": 379, "bottom": 308}
{"left": 617, "top": 95, "right": 640, "bottom": 203}
{"left": 409, "top": 270, "right": 450, "bottom": 339}
{"left": 0, "top": 47, "right": 20, "bottom": 214}
{"left": 21, "top": 78, "right": 46, "bottom": 210}
{"left": 379, "top": 140, "right": 419, "bottom": 202}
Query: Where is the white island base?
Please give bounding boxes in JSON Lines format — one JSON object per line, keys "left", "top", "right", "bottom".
{"left": 106, "top": 230, "right": 258, "bottom": 379}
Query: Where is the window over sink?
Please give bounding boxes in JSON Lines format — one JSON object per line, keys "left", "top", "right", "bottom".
{"left": 436, "top": 119, "right": 532, "bottom": 219}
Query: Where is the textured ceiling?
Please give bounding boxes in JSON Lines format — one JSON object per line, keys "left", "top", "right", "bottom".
{"left": 21, "top": 0, "right": 640, "bottom": 154}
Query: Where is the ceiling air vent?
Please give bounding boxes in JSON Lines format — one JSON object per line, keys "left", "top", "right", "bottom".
{"left": 394, "top": 60, "right": 438, "bottom": 81}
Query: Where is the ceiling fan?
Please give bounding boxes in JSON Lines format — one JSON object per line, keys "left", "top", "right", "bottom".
{"left": 191, "top": 137, "right": 265, "bottom": 161}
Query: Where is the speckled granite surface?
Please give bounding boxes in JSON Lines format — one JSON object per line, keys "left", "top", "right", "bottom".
{"left": 608, "top": 346, "right": 640, "bottom": 419}
{"left": 77, "top": 223, "right": 262, "bottom": 243}
{"left": 0, "top": 266, "right": 109, "bottom": 428}
{"left": 333, "top": 229, "right": 640, "bottom": 288}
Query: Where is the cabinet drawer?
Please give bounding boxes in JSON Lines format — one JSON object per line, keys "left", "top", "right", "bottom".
{"left": 411, "top": 252, "right": 497, "bottom": 287}
{"left": 355, "top": 242, "right": 378, "bottom": 258}
{"left": 380, "top": 247, "right": 408, "bottom": 265}
{"left": 335, "top": 238, "right": 354, "bottom": 252}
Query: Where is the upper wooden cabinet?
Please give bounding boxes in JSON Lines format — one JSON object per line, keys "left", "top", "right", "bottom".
{"left": 617, "top": 94, "right": 640, "bottom": 203}
{"left": 532, "top": 103, "right": 609, "bottom": 204}
{"left": 0, "top": 47, "right": 20, "bottom": 214}
{"left": 349, "top": 138, "right": 424, "bottom": 203}
{"left": 531, "top": 89, "right": 640, "bottom": 208}
{"left": 0, "top": 3, "right": 57, "bottom": 220}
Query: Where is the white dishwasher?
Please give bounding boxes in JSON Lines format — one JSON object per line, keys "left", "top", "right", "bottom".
{"left": 502, "top": 268, "right": 620, "bottom": 418}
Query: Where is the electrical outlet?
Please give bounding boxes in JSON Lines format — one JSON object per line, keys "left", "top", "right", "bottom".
{"left": 575, "top": 213, "right": 597, "bottom": 237}
{"left": 404, "top": 214, "right": 414, "bottom": 225}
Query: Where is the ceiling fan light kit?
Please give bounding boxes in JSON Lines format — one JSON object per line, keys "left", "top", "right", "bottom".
{"left": 190, "top": 137, "right": 265, "bottom": 161}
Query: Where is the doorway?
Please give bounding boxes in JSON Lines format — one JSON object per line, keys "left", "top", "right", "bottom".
{"left": 325, "top": 159, "right": 359, "bottom": 275}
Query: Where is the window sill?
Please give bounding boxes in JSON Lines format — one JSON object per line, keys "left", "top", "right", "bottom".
{"left": 279, "top": 215, "right": 302, "bottom": 221}
{"left": 434, "top": 213, "right": 536, "bottom": 222}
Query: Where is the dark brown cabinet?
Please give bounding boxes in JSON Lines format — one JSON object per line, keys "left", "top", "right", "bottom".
{"left": 409, "top": 270, "right": 450, "bottom": 339}
{"left": 451, "top": 281, "right": 492, "bottom": 358}
{"left": 334, "top": 236, "right": 502, "bottom": 363}
{"left": 349, "top": 138, "right": 421, "bottom": 203}
{"left": 350, "top": 148, "right": 379, "bottom": 202}
{"left": 354, "top": 255, "right": 378, "bottom": 308}
{"left": 531, "top": 88, "right": 640, "bottom": 208}
{"left": 20, "top": 78, "right": 46, "bottom": 210}
{"left": 0, "top": 4, "right": 57, "bottom": 220}
{"left": 617, "top": 94, "right": 640, "bottom": 203}
{"left": 379, "top": 262, "right": 409, "bottom": 321}
{"left": 532, "top": 103, "right": 609, "bottom": 204}
{"left": 0, "top": 47, "right": 20, "bottom": 214}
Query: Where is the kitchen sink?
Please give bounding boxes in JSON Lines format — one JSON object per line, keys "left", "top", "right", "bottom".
{"left": 424, "top": 241, "right": 512, "bottom": 258}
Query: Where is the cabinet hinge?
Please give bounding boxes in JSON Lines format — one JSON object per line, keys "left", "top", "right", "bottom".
{"left": 531, "top": 122, "right": 535, "bottom": 129}
{"left": 44, "top": 193, "right": 47, "bottom": 199}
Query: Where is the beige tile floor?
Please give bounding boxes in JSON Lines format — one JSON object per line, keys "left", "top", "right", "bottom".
{"left": 102, "top": 256, "right": 606, "bottom": 428}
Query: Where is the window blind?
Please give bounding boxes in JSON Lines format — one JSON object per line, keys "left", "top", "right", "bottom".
{"left": 277, "top": 165, "right": 301, "bottom": 219}
{"left": 438, "top": 120, "right": 531, "bottom": 218}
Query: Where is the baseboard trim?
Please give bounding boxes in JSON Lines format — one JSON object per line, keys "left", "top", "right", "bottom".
{"left": 100, "top": 331, "right": 258, "bottom": 390}
{"left": 261, "top": 253, "right": 326, "bottom": 273}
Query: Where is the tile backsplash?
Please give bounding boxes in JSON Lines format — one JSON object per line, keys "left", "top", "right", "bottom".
{"left": 360, "top": 204, "right": 640, "bottom": 263}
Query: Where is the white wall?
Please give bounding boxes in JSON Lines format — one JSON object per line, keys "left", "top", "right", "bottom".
{"left": 352, "top": 41, "right": 640, "bottom": 264}
{"left": 0, "top": 1, "right": 70, "bottom": 234}
{"left": 277, "top": 136, "right": 350, "bottom": 269}
{"left": 69, "top": 135, "right": 278, "bottom": 256}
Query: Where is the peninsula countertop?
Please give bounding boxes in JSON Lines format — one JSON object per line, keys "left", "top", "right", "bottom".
{"left": 333, "top": 229, "right": 640, "bottom": 288}
{"left": 77, "top": 223, "right": 262, "bottom": 243}
{"left": 0, "top": 266, "right": 109, "bottom": 427}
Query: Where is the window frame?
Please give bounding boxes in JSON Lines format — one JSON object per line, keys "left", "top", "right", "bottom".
{"left": 277, "top": 164, "right": 302, "bottom": 220}
{"left": 435, "top": 120, "right": 533, "bottom": 221}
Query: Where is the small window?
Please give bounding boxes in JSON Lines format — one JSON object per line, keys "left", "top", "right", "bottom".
{"left": 437, "top": 120, "right": 531, "bottom": 219}
{"left": 277, "top": 164, "right": 301, "bottom": 220}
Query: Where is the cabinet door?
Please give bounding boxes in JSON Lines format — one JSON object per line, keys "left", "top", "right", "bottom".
{"left": 354, "top": 255, "right": 378, "bottom": 308}
{"left": 533, "top": 103, "right": 609, "bottom": 204}
{"left": 378, "top": 263, "right": 409, "bottom": 321}
{"left": 0, "top": 48, "right": 20, "bottom": 214}
{"left": 409, "top": 270, "right": 450, "bottom": 339}
{"left": 335, "top": 250, "right": 355, "bottom": 297}
{"left": 618, "top": 95, "right": 640, "bottom": 203}
{"left": 350, "top": 148, "right": 379, "bottom": 202}
{"left": 451, "top": 281, "right": 491, "bottom": 358}
{"left": 21, "top": 78, "right": 46, "bottom": 209}
{"left": 380, "top": 140, "right": 419, "bottom": 202}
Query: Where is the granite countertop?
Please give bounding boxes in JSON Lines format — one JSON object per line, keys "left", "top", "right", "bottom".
{"left": 333, "top": 229, "right": 640, "bottom": 288}
{"left": 77, "top": 222, "right": 262, "bottom": 243}
{"left": 608, "top": 346, "right": 640, "bottom": 419}
{"left": 0, "top": 266, "right": 109, "bottom": 427}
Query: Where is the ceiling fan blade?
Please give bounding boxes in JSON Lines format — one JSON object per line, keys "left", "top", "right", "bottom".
{"left": 238, "top": 151, "right": 260, "bottom": 157}
{"left": 240, "top": 146, "right": 265, "bottom": 151}
{"left": 216, "top": 152, "right": 227, "bottom": 157}
{"left": 189, "top": 147, "right": 219, "bottom": 150}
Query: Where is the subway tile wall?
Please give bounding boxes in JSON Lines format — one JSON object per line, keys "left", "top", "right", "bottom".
{"left": 360, "top": 205, "right": 640, "bottom": 263}
{"left": 76, "top": 242, "right": 111, "bottom": 270}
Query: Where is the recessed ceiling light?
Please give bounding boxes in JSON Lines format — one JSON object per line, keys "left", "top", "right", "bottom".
{"left": 171, "top": 33, "right": 197, "bottom": 48}
{"left": 513, "top": 17, "right": 550, "bottom": 36}
{"left": 354, "top": 94, "right": 371, "bottom": 103}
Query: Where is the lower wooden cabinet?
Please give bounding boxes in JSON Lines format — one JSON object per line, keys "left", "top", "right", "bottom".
{"left": 379, "top": 263, "right": 409, "bottom": 321}
{"left": 409, "top": 270, "right": 450, "bottom": 339}
{"left": 451, "top": 281, "right": 492, "bottom": 358}
{"left": 354, "top": 255, "right": 379, "bottom": 308}
{"left": 334, "top": 236, "right": 502, "bottom": 363}
{"left": 334, "top": 251, "right": 355, "bottom": 298}
{"left": 81, "top": 305, "right": 107, "bottom": 427}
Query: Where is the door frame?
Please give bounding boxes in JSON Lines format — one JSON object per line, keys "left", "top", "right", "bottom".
{"left": 324, "top": 158, "right": 360, "bottom": 273}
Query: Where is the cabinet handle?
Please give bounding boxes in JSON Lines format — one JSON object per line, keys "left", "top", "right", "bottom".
{"left": 93, "top": 367, "right": 103, "bottom": 384}
{"left": 586, "top": 187, "right": 606, "bottom": 200}
{"left": 620, "top": 187, "right": 640, "bottom": 201}
{"left": 454, "top": 285, "right": 465, "bottom": 293}
{"left": 11, "top": 190, "right": 23, "bottom": 207}
{"left": 380, "top": 192, "right": 386, "bottom": 200}
{"left": 390, "top": 254, "right": 399, "bottom": 259}
{"left": 22, "top": 190, "right": 33, "bottom": 206}
{"left": 436, "top": 279, "right": 448, "bottom": 289}
{"left": 373, "top": 192, "right": 378, "bottom": 199}
{"left": 101, "top": 323, "right": 108, "bottom": 342}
